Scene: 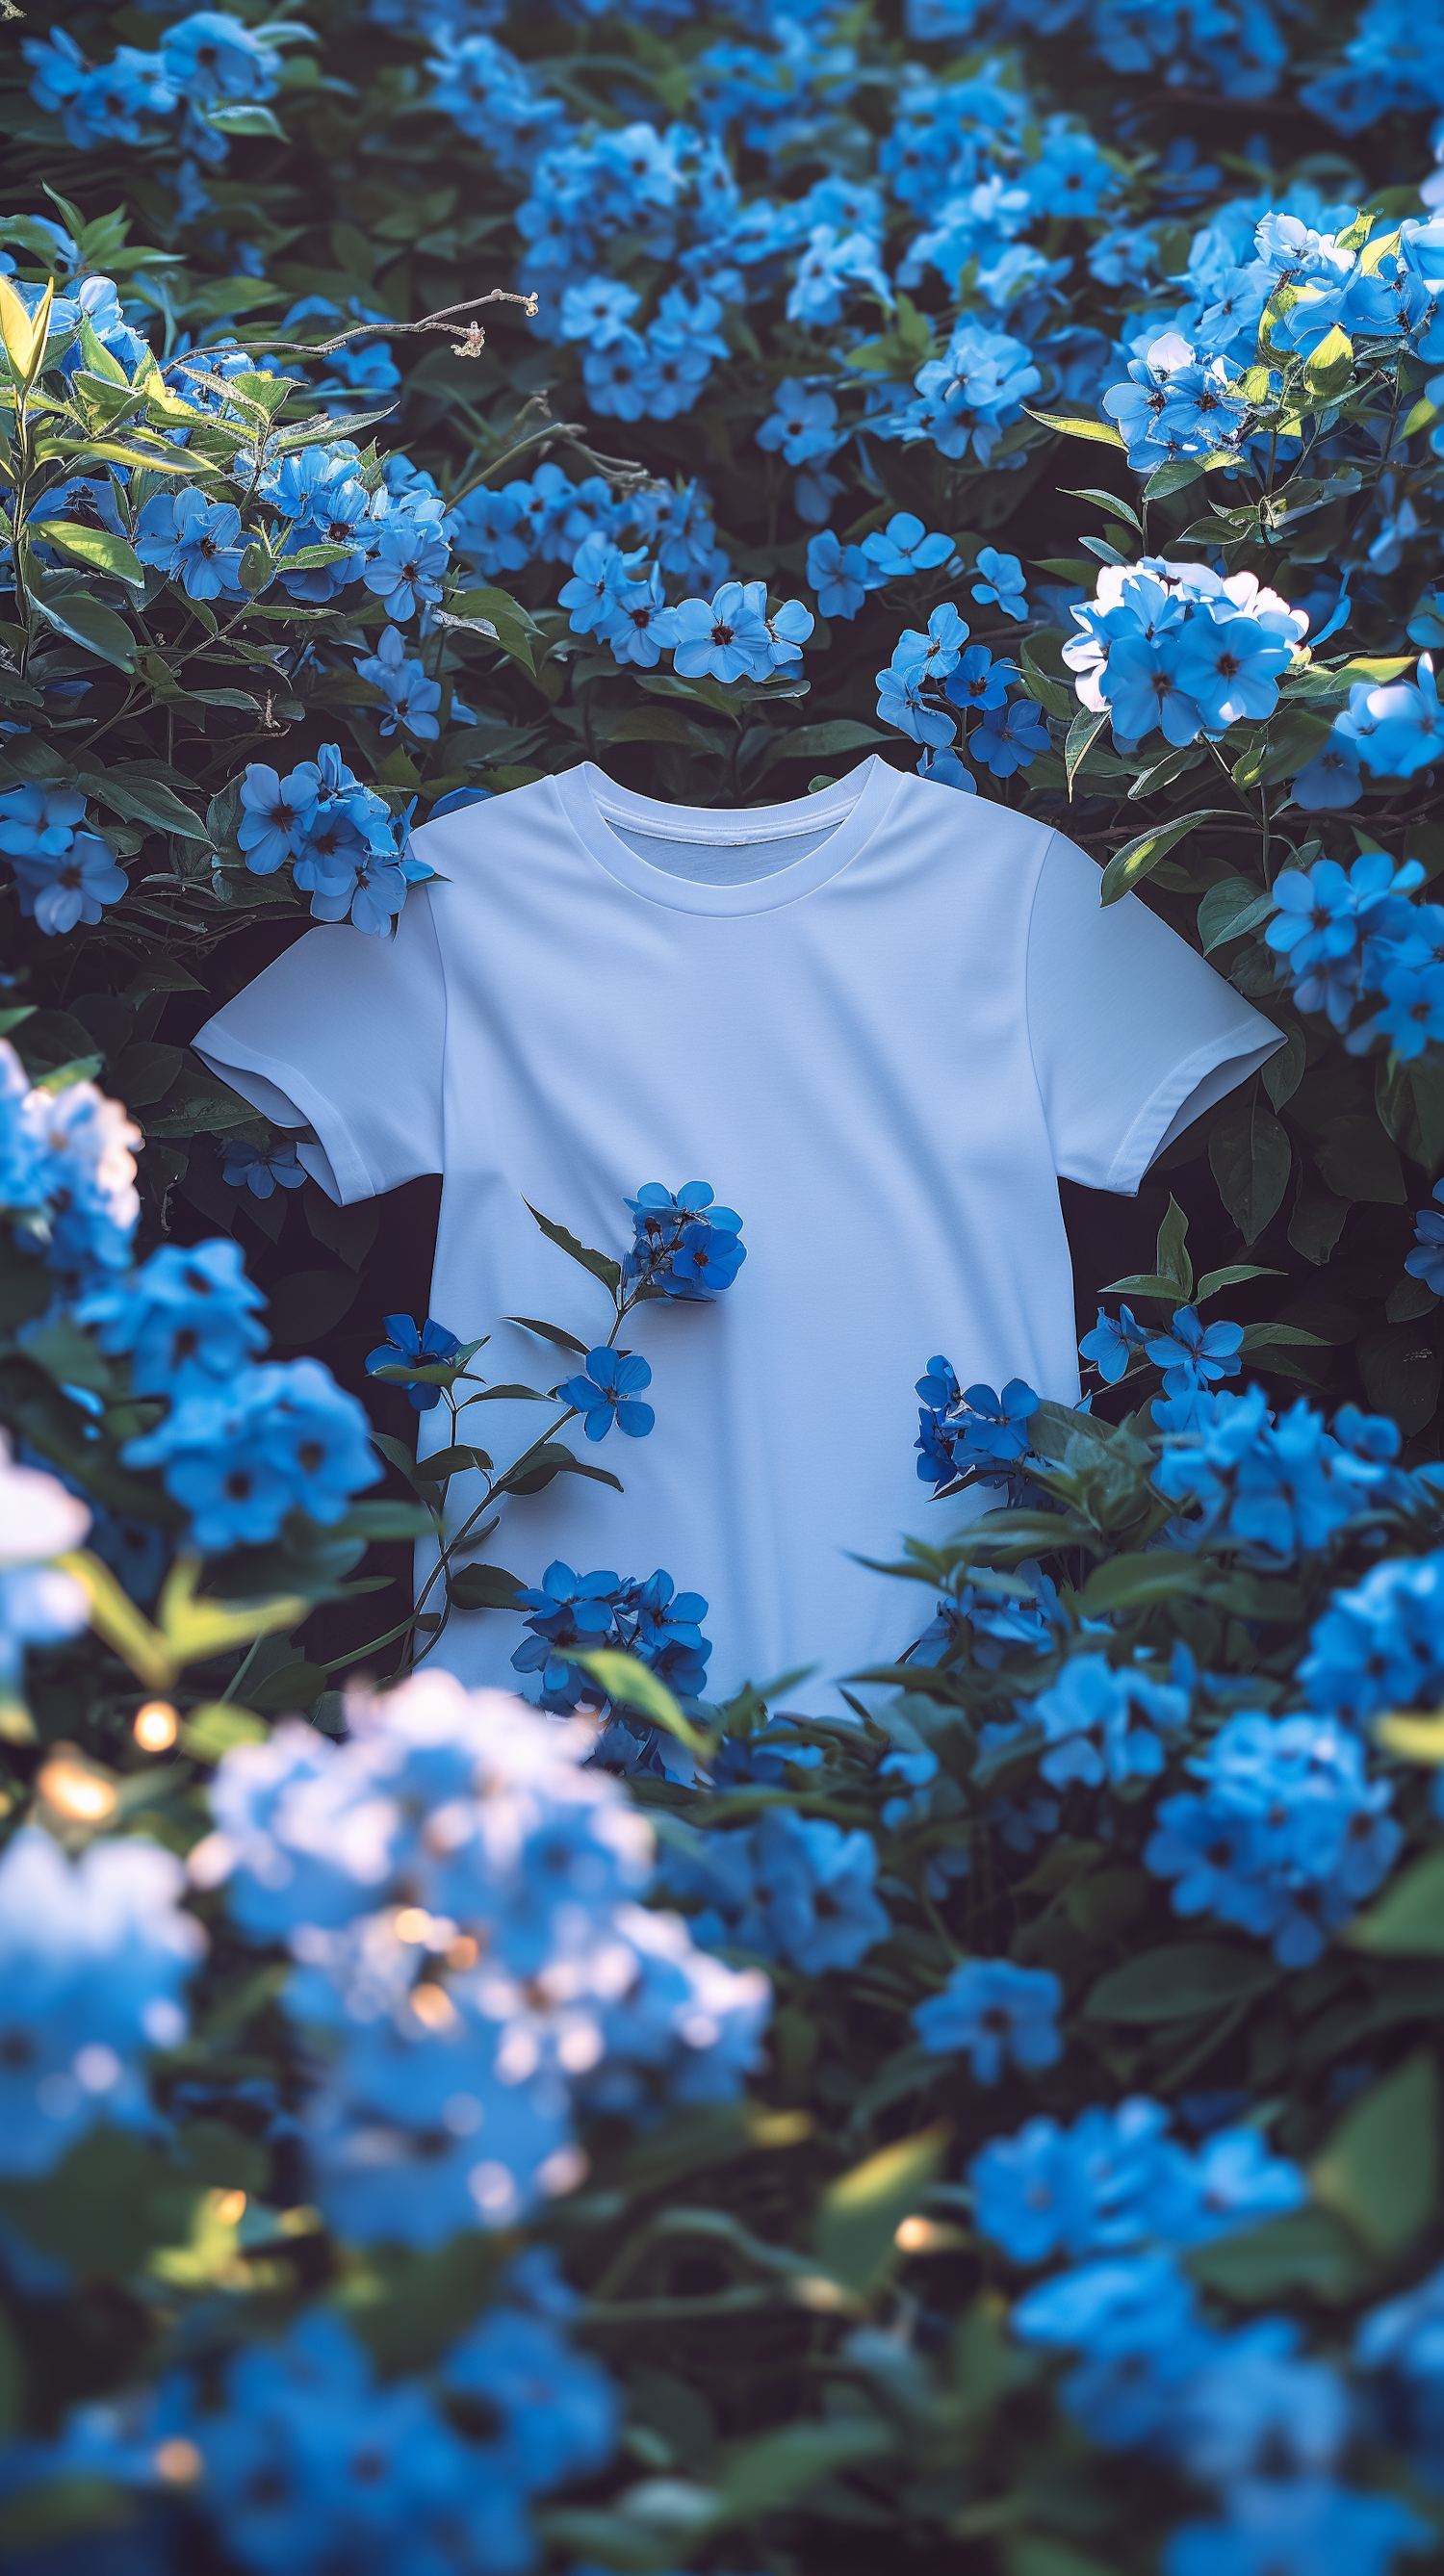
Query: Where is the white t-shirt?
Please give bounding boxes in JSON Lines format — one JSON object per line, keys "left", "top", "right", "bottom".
{"left": 194, "top": 757, "right": 1280, "bottom": 1707}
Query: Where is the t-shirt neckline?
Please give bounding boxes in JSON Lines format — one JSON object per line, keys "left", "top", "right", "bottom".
{"left": 551, "top": 755, "right": 903, "bottom": 916}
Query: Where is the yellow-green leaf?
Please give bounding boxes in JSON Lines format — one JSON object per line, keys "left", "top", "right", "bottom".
{"left": 564, "top": 1648, "right": 714, "bottom": 1757}
{"left": 1022, "top": 406, "right": 1126, "bottom": 449}
{"left": 1302, "top": 325, "right": 1354, "bottom": 402}
{"left": 1311, "top": 2051, "right": 1439, "bottom": 2257}
{"left": 31, "top": 520, "right": 143, "bottom": 587}
{"left": 1376, "top": 1709, "right": 1444, "bottom": 1765}
{"left": 814, "top": 2125, "right": 950, "bottom": 2294}
{"left": 0, "top": 275, "right": 52, "bottom": 388}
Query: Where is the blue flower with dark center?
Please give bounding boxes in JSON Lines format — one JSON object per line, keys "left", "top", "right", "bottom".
{"left": 557, "top": 1348, "right": 656, "bottom": 1442}
{"left": 914, "top": 1956, "right": 1064, "bottom": 2083}
{"left": 365, "top": 1312, "right": 463, "bottom": 1412}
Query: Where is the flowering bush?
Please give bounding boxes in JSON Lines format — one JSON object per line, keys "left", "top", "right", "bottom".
{"left": 11, "top": 2, "right": 1444, "bottom": 2574}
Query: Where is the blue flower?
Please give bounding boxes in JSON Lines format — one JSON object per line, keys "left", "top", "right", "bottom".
{"left": 970, "top": 547, "right": 1028, "bottom": 620}
{"left": 861, "top": 511, "right": 958, "bottom": 579}
{"left": 1079, "top": 1303, "right": 1147, "bottom": 1382}
{"left": 1406, "top": 1181, "right": 1444, "bottom": 1294}
{"left": 1145, "top": 1304, "right": 1245, "bottom": 1395}
{"left": 624, "top": 1181, "right": 746, "bottom": 1298}
{"left": 561, "top": 275, "right": 642, "bottom": 346}
{"left": 79, "top": 1238, "right": 268, "bottom": 1401}
{"left": 750, "top": 1808, "right": 890, "bottom": 1972}
{"left": 671, "top": 580, "right": 774, "bottom": 683}
{"left": 365, "top": 1312, "right": 462, "bottom": 1412}
{"left": 237, "top": 762, "right": 321, "bottom": 874}
{"left": 1175, "top": 611, "right": 1295, "bottom": 730}
{"left": 1163, "top": 2479, "right": 1430, "bottom": 2576}
{"left": 1027, "top": 1655, "right": 1191, "bottom": 1790}
{"left": 511, "top": 1560, "right": 626, "bottom": 1708}
{"left": 159, "top": 12, "right": 279, "bottom": 104}
{"left": 758, "top": 379, "right": 840, "bottom": 466}
{"left": 361, "top": 520, "right": 450, "bottom": 620}
{"left": 124, "top": 1359, "right": 378, "bottom": 1550}
{"left": 135, "top": 487, "right": 245, "bottom": 600}
{"left": 353, "top": 626, "right": 443, "bottom": 739}
{"left": 0, "top": 1826, "right": 202, "bottom": 2177}
{"left": 914, "top": 1956, "right": 1063, "bottom": 2082}
{"left": 630, "top": 1568, "right": 711, "bottom": 1698}
{"left": 968, "top": 696, "right": 1050, "bottom": 775}
{"left": 1300, "top": 1548, "right": 1444, "bottom": 1723}
{"left": 6, "top": 822, "right": 127, "bottom": 936}
{"left": 1146, "top": 1710, "right": 1402, "bottom": 1967}
{"left": 877, "top": 660, "right": 956, "bottom": 749}
{"left": 220, "top": 1138, "right": 307, "bottom": 1199}
{"left": 944, "top": 645, "right": 1017, "bottom": 712}
{"left": 557, "top": 1347, "right": 656, "bottom": 1442}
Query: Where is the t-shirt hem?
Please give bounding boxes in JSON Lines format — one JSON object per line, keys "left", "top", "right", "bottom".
{"left": 192, "top": 1031, "right": 376, "bottom": 1205}
{"left": 1103, "top": 1022, "right": 1285, "bottom": 1197}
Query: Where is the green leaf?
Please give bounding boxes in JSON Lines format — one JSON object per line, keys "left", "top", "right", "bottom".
{"left": 31, "top": 519, "right": 143, "bottom": 587}
{"left": 1064, "top": 705, "right": 1108, "bottom": 797}
{"left": 1194, "top": 1262, "right": 1284, "bottom": 1301}
{"left": 1085, "top": 1942, "right": 1278, "bottom": 2022}
{"left": 1186, "top": 2205, "right": 1375, "bottom": 2306}
{"left": 1155, "top": 1194, "right": 1193, "bottom": 1296}
{"left": 448, "top": 585, "right": 538, "bottom": 673}
{"left": 507, "top": 1316, "right": 592, "bottom": 1356}
{"left": 1079, "top": 1551, "right": 1204, "bottom": 1611}
{"left": 79, "top": 767, "right": 208, "bottom": 841}
{"left": 0, "top": 2126, "right": 202, "bottom": 2274}
{"left": 496, "top": 1440, "right": 622, "bottom": 1498}
{"left": 1099, "top": 811, "right": 1232, "bottom": 906}
{"left": 29, "top": 586, "right": 136, "bottom": 672}
{"left": 418, "top": 1443, "right": 493, "bottom": 1479}
{"left": 1208, "top": 1095, "right": 1292, "bottom": 1245}
{"left": 1315, "top": 1116, "right": 1405, "bottom": 1205}
{"left": 1061, "top": 486, "right": 1142, "bottom": 532}
{"left": 814, "top": 2125, "right": 950, "bottom": 2295}
{"left": 1311, "top": 2051, "right": 1439, "bottom": 2257}
{"left": 247, "top": 1661, "right": 329, "bottom": 1712}
{"left": 448, "top": 1562, "right": 525, "bottom": 1610}
{"left": 1302, "top": 324, "right": 1354, "bottom": 403}
{"left": 524, "top": 1200, "right": 621, "bottom": 1293}
{"left": 759, "top": 718, "right": 892, "bottom": 771}
{"left": 564, "top": 1648, "right": 712, "bottom": 1755}
{"left": 1349, "top": 1849, "right": 1444, "bottom": 1956}
{"left": 716, "top": 2419, "right": 892, "bottom": 2520}
{"left": 1022, "top": 406, "right": 1126, "bottom": 449}
{"left": 203, "top": 102, "right": 288, "bottom": 137}
{"left": 1358, "top": 1321, "right": 1442, "bottom": 1436}
{"left": 1198, "top": 872, "right": 1277, "bottom": 954}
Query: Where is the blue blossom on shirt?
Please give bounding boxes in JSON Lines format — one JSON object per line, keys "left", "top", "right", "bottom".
{"left": 557, "top": 1348, "right": 656, "bottom": 1442}
{"left": 623, "top": 1181, "right": 746, "bottom": 1298}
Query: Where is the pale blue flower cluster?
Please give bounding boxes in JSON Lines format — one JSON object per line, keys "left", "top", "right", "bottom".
{"left": 199, "top": 1673, "right": 771, "bottom": 2239}
{"left": 1064, "top": 556, "right": 1308, "bottom": 750}
{"left": 25, "top": 11, "right": 285, "bottom": 160}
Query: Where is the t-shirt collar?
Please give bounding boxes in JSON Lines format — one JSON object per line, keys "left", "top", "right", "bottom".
{"left": 551, "top": 756, "right": 904, "bottom": 916}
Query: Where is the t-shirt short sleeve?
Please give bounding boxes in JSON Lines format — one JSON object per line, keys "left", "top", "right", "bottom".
{"left": 1026, "top": 827, "right": 1282, "bottom": 1196}
{"left": 192, "top": 890, "right": 447, "bottom": 1205}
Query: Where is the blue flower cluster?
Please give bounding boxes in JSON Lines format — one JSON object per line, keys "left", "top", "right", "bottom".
{"left": 25, "top": 12, "right": 285, "bottom": 159}
{"left": 0, "top": 785, "right": 128, "bottom": 937}
{"left": 82, "top": 1238, "right": 378, "bottom": 1551}
{"left": 915, "top": 1357, "right": 1040, "bottom": 1492}
{"left": 199, "top": 1671, "right": 770, "bottom": 2238}
{"left": 1023, "top": 1654, "right": 1193, "bottom": 1790}
{"left": 366, "top": 1311, "right": 462, "bottom": 1412}
{"left": 1265, "top": 849, "right": 1444, "bottom": 1049}
{"left": 15, "top": 2257, "right": 619, "bottom": 2576}
{"left": 1152, "top": 1383, "right": 1389, "bottom": 1556}
{"left": 1300, "top": 1545, "right": 1444, "bottom": 1723}
{"left": 877, "top": 605, "right": 1048, "bottom": 786}
{"left": 1081, "top": 1301, "right": 1244, "bottom": 1401}
{"left": 1064, "top": 556, "right": 1308, "bottom": 751}
{"left": 557, "top": 533, "right": 812, "bottom": 682}
{"left": 0, "top": 1824, "right": 202, "bottom": 2177}
{"left": 658, "top": 1804, "right": 891, "bottom": 1973}
{"left": 622, "top": 1181, "right": 746, "bottom": 1298}
{"left": 510, "top": 1559, "right": 711, "bottom": 1713}
{"left": 238, "top": 744, "right": 431, "bottom": 936}
{"left": 0, "top": 1035, "right": 140, "bottom": 1290}
{"left": 961, "top": 2088, "right": 1436, "bottom": 2573}
{"left": 1146, "top": 1709, "right": 1402, "bottom": 1966}
{"left": 449, "top": 460, "right": 726, "bottom": 591}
